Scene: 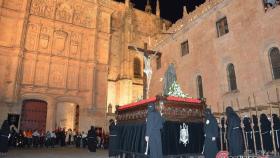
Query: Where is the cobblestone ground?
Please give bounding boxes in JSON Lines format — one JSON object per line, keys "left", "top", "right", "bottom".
{"left": 3, "top": 147, "right": 108, "bottom": 158}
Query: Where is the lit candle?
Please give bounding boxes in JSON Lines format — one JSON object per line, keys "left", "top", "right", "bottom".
{"left": 148, "top": 36, "right": 151, "bottom": 46}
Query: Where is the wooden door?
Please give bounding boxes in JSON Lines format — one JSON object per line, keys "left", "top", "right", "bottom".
{"left": 20, "top": 99, "right": 47, "bottom": 132}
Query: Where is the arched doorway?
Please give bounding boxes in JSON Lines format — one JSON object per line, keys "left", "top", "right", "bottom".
{"left": 20, "top": 99, "right": 47, "bottom": 132}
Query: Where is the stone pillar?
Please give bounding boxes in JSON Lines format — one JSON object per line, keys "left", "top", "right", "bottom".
{"left": 46, "top": 99, "right": 56, "bottom": 131}
{"left": 156, "top": 0, "right": 160, "bottom": 17}
{"left": 125, "top": 0, "right": 130, "bottom": 7}
{"left": 183, "top": 5, "right": 189, "bottom": 17}
{"left": 95, "top": 64, "right": 108, "bottom": 111}
{"left": 145, "top": 0, "right": 152, "bottom": 13}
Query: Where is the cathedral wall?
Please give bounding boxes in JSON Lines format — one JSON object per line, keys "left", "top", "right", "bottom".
{"left": 0, "top": 0, "right": 28, "bottom": 124}
{"left": 0, "top": 0, "right": 113, "bottom": 131}
{"left": 107, "top": 4, "right": 162, "bottom": 107}
{"left": 150, "top": 0, "right": 280, "bottom": 113}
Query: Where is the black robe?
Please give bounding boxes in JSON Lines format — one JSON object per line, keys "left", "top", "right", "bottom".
{"left": 273, "top": 114, "right": 280, "bottom": 151}
{"left": 252, "top": 115, "right": 261, "bottom": 151}
{"left": 220, "top": 117, "right": 227, "bottom": 150}
{"left": 226, "top": 107, "right": 244, "bottom": 156}
{"left": 87, "top": 127, "right": 97, "bottom": 152}
{"left": 260, "top": 114, "right": 273, "bottom": 152}
{"left": 243, "top": 117, "right": 254, "bottom": 153}
{"left": 109, "top": 123, "right": 119, "bottom": 157}
{"left": 0, "top": 120, "right": 10, "bottom": 153}
{"left": 203, "top": 109, "right": 219, "bottom": 158}
{"left": 146, "top": 103, "right": 164, "bottom": 158}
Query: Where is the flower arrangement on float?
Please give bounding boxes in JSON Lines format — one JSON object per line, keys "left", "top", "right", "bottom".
{"left": 167, "top": 81, "right": 191, "bottom": 98}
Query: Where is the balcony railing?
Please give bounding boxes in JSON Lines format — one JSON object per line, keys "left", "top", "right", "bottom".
{"left": 264, "top": 0, "right": 280, "bottom": 12}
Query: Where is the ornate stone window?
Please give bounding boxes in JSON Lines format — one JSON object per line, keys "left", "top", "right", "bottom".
{"left": 216, "top": 17, "right": 229, "bottom": 37}
{"left": 263, "top": 0, "right": 279, "bottom": 12}
{"left": 269, "top": 47, "right": 280, "bottom": 80}
{"left": 196, "top": 75, "right": 204, "bottom": 98}
{"left": 227, "top": 63, "right": 238, "bottom": 91}
{"left": 181, "top": 40, "right": 189, "bottom": 56}
{"left": 134, "top": 58, "right": 141, "bottom": 78}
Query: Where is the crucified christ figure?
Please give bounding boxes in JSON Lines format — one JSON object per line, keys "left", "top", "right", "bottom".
{"left": 128, "top": 43, "right": 161, "bottom": 99}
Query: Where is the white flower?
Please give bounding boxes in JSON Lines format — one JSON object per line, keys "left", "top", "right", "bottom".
{"left": 167, "top": 81, "right": 191, "bottom": 98}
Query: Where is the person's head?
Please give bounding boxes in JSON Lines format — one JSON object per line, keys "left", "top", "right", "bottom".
{"left": 204, "top": 108, "right": 212, "bottom": 117}
{"left": 260, "top": 113, "right": 269, "bottom": 124}
{"left": 243, "top": 117, "right": 251, "bottom": 126}
{"left": 147, "top": 103, "right": 156, "bottom": 113}
{"left": 90, "top": 126, "right": 95, "bottom": 131}
{"left": 225, "top": 106, "right": 234, "bottom": 116}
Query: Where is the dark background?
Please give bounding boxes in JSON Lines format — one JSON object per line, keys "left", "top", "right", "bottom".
{"left": 114, "top": 0, "right": 206, "bottom": 23}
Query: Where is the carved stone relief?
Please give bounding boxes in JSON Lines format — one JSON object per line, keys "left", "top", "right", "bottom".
{"left": 34, "top": 55, "right": 50, "bottom": 86}
{"left": 22, "top": 54, "right": 36, "bottom": 84}
{"left": 81, "top": 35, "right": 94, "bottom": 61}
{"left": 30, "top": 0, "right": 96, "bottom": 29}
{"left": 69, "top": 32, "right": 82, "bottom": 59}
{"left": 39, "top": 35, "right": 49, "bottom": 49}
{"left": 55, "top": 2, "right": 73, "bottom": 23}
{"left": 67, "top": 60, "right": 79, "bottom": 89}
{"left": 49, "top": 58, "right": 67, "bottom": 88}
{"left": 31, "top": 0, "right": 55, "bottom": 18}
{"left": 52, "top": 30, "right": 68, "bottom": 56}
{"left": 25, "top": 23, "right": 39, "bottom": 51}
{"left": 79, "top": 62, "right": 89, "bottom": 90}
{"left": 38, "top": 26, "right": 53, "bottom": 53}
{"left": 73, "top": 5, "right": 95, "bottom": 28}
{"left": 30, "top": 0, "right": 45, "bottom": 16}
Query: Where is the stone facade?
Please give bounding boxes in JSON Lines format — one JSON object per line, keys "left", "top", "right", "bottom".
{"left": 0, "top": 0, "right": 166, "bottom": 131}
{"left": 150, "top": 0, "right": 280, "bottom": 114}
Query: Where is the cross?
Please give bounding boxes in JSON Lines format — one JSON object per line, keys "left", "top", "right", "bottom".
{"left": 128, "top": 43, "right": 161, "bottom": 58}
{"left": 128, "top": 43, "right": 161, "bottom": 99}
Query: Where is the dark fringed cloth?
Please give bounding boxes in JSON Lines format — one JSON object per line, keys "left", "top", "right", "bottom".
{"left": 116, "top": 121, "right": 204, "bottom": 156}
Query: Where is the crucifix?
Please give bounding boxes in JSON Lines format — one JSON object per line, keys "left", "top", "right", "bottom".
{"left": 128, "top": 43, "right": 161, "bottom": 99}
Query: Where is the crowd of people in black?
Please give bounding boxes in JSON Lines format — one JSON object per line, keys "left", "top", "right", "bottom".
{"left": 2, "top": 105, "right": 280, "bottom": 157}
{"left": 203, "top": 106, "right": 280, "bottom": 158}
{"left": 0, "top": 124, "right": 109, "bottom": 156}
{"left": 216, "top": 109, "right": 280, "bottom": 156}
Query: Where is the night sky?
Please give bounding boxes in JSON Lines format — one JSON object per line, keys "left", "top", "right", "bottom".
{"left": 114, "top": 0, "right": 206, "bottom": 23}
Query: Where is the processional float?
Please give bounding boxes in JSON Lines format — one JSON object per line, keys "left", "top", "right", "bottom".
{"left": 114, "top": 44, "right": 206, "bottom": 157}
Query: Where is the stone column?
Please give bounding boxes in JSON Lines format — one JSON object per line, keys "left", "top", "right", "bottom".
{"left": 45, "top": 99, "right": 56, "bottom": 131}
{"left": 95, "top": 64, "right": 109, "bottom": 111}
